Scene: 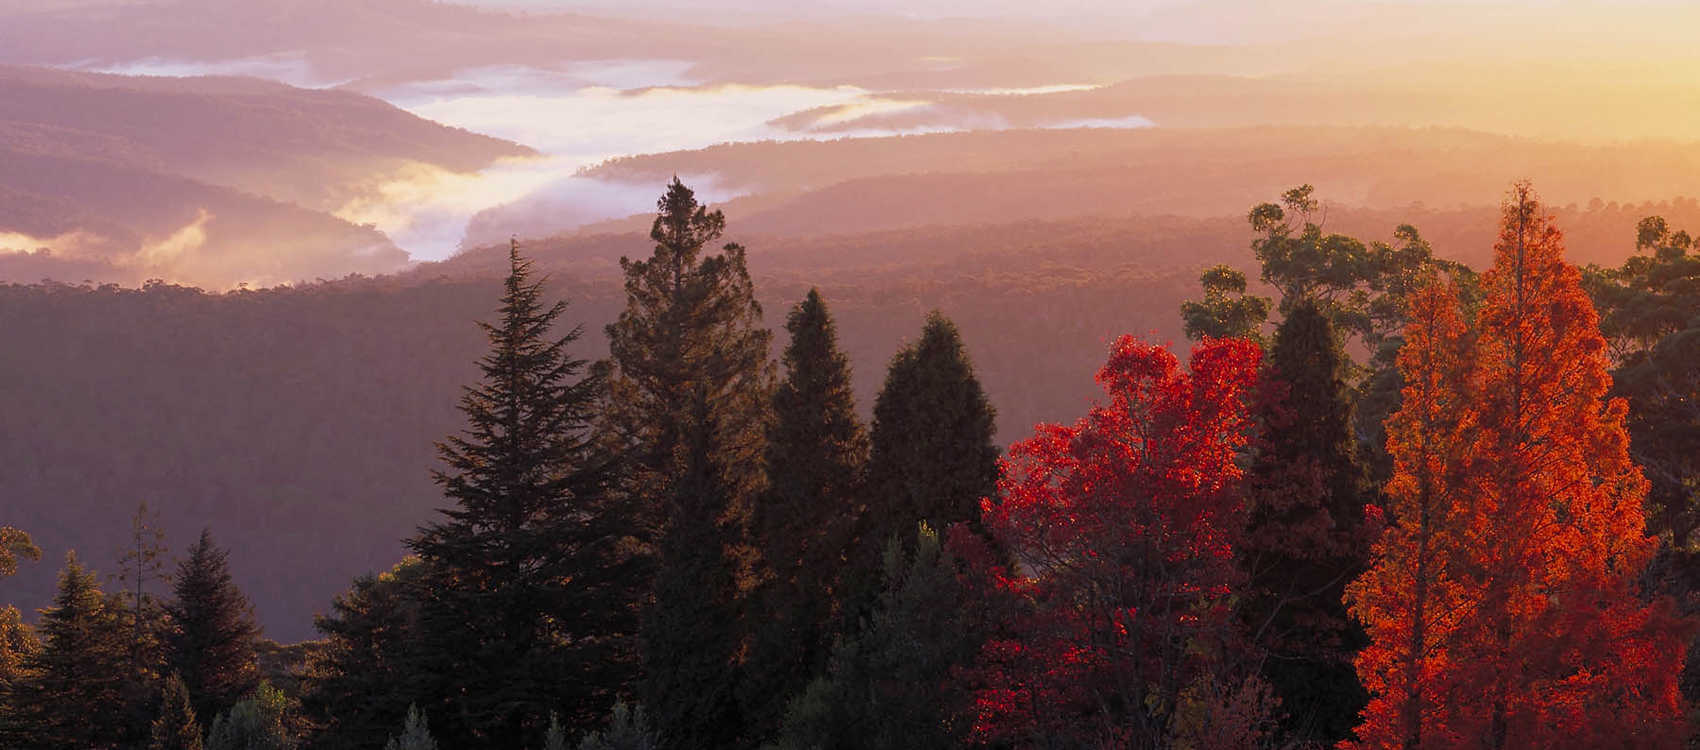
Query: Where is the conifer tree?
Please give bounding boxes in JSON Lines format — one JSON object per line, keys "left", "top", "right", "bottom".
{"left": 150, "top": 673, "right": 204, "bottom": 750}
{"left": 1348, "top": 185, "right": 1690, "bottom": 747}
{"left": 640, "top": 403, "right": 744, "bottom": 750}
{"left": 0, "top": 605, "right": 39, "bottom": 746}
{"left": 1239, "top": 300, "right": 1373, "bottom": 744}
{"left": 206, "top": 683, "right": 295, "bottom": 750}
{"left": 166, "top": 529, "right": 261, "bottom": 724}
{"left": 303, "top": 558, "right": 427, "bottom": 750}
{"left": 606, "top": 179, "right": 772, "bottom": 749}
{"left": 845, "top": 312, "right": 997, "bottom": 623}
{"left": 740, "top": 289, "right": 867, "bottom": 740}
{"left": 408, "top": 239, "right": 635, "bottom": 746}
{"left": 16, "top": 552, "right": 131, "bottom": 750}
{"left": 384, "top": 705, "right": 438, "bottom": 750}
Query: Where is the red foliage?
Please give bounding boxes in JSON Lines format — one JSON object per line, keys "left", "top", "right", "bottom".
{"left": 960, "top": 336, "right": 1269, "bottom": 748}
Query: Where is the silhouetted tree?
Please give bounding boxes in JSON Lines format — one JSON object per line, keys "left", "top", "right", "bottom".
{"left": 408, "top": 239, "right": 635, "bottom": 746}
{"left": 303, "top": 558, "right": 428, "bottom": 750}
{"left": 740, "top": 289, "right": 867, "bottom": 741}
{"left": 845, "top": 312, "right": 997, "bottom": 625}
{"left": 606, "top": 179, "right": 772, "bottom": 750}
{"left": 149, "top": 673, "right": 204, "bottom": 750}
{"left": 1240, "top": 301, "right": 1372, "bottom": 745}
{"left": 166, "top": 529, "right": 261, "bottom": 724}
{"left": 15, "top": 553, "right": 131, "bottom": 750}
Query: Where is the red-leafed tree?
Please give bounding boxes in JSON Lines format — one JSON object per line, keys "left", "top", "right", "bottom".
{"left": 961, "top": 336, "right": 1275, "bottom": 748}
{"left": 1348, "top": 184, "right": 1691, "bottom": 749}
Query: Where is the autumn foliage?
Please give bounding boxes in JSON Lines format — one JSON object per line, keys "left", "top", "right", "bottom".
{"left": 963, "top": 336, "right": 1270, "bottom": 748}
{"left": 1347, "top": 184, "right": 1690, "bottom": 748}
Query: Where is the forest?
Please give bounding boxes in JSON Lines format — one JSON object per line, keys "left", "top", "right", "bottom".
{"left": 3, "top": 176, "right": 1698, "bottom": 749}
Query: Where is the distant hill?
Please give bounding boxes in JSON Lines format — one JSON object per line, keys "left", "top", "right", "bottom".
{"left": 0, "top": 65, "right": 532, "bottom": 287}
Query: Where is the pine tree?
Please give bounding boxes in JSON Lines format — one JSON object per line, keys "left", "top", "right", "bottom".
{"left": 16, "top": 552, "right": 131, "bottom": 750}
{"left": 1239, "top": 300, "right": 1373, "bottom": 744}
{"left": 577, "top": 702, "right": 659, "bottom": 750}
{"left": 150, "top": 673, "right": 204, "bottom": 750}
{"left": 775, "top": 524, "right": 982, "bottom": 750}
{"left": 605, "top": 179, "right": 772, "bottom": 750}
{"left": 303, "top": 558, "right": 428, "bottom": 750}
{"left": 408, "top": 239, "right": 636, "bottom": 746}
{"left": 116, "top": 502, "right": 172, "bottom": 742}
{"left": 740, "top": 289, "right": 867, "bottom": 741}
{"left": 384, "top": 705, "right": 438, "bottom": 750}
{"left": 166, "top": 529, "right": 261, "bottom": 724}
{"left": 640, "top": 404, "right": 744, "bottom": 750}
{"left": 845, "top": 312, "right": 998, "bottom": 624}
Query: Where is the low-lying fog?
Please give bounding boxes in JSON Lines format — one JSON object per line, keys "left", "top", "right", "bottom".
{"left": 76, "top": 56, "right": 1154, "bottom": 261}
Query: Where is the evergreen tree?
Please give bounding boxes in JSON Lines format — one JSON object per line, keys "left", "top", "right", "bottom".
{"left": 0, "top": 605, "right": 40, "bottom": 746}
{"left": 845, "top": 312, "right": 997, "bottom": 623}
{"left": 606, "top": 179, "right": 772, "bottom": 750}
{"left": 640, "top": 405, "right": 744, "bottom": 750}
{"left": 166, "top": 529, "right": 261, "bottom": 724}
{"left": 577, "top": 702, "right": 659, "bottom": 750}
{"left": 16, "top": 552, "right": 131, "bottom": 750}
{"left": 408, "top": 239, "right": 636, "bottom": 746}
{"left": 1239, "top": 301, "right": 1372, "bottom": 745}
{"left": 384, "top": 705, "right": 438, "bottom": 750}
{"left": 206, "top": 683, "right": 295, "bottom": 750}
{"left": 149, "top": 673, "right": 204, "bottom": 750}
{"left": 303, "top": 558, "right": 428, "bottom": 750}
{"left": 545, "top": 712, "right": 567, "bottom": 750}
{"left": 740, "top": 289, "right": 867, "bottom": 741}
{"left": 117, "top": 502, "right": 172, "bottom": 741}
{"left": 775, "top": 524, "right": 981, "bottom": 750}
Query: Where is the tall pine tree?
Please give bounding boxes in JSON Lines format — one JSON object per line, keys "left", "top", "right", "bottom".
{"left": 606, "top": 179, "right": 772, "bottom": 750}
{"left": 1239, "top": 300, "right": 1373, "bottom": 745}
{"left": 845, "top": 312, "right": 998, "bottom": 624}
{"left": 165, "top": 529, "right": 261, "bottom": 726}
{"left": 408, "top": 239, "right": 635, "bottom": 747}
{"left": 740, "top": 289, "right": 868, "bottom": 742}
{"left": 16, "top": 553, "right": 131, "bottom": 750}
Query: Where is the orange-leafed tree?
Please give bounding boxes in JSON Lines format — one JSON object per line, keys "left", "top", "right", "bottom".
{"left": 1344, "top": 280, "right": 1476, "bottom": 750}
{"left": 1452, "top": 183, "right": 1688, "bottom": 747}
{"left": 1348, "top": 183, "right": 1691, "bottom": 749}
{"left": 962, "top": 336, "right": 1274, "bottom": 748}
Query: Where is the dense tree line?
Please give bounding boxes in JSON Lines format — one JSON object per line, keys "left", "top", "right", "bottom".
{"left": 4, "top": 180, "right": 1700, "bottom": 748}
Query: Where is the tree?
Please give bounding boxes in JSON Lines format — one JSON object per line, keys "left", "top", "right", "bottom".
{"left": 740, "top": 289, "right": 868, "bottom": 741}
{"left": 206, "top": 683, "right": 295, "bottom": 750}
{"left": 1181, "top": 264, "right": 1273, "bottom": 343}
{"left": 1343, "top": 281, "right": 1475, "bottom": 750}
{"left": 302, "top": 558, "right": 428, "bottom": 750}
{"left": 605, "top": 179, "right": 772, "bottom": 750}
{"left": 640, "top": 404, "right": 745, "bottom": 750}
{"left": 1585, "top": 215, "right": 1700, "bottom": 547}
{"left": 0, "top": 527, "right": 39, "bottom": 579}
{"left": 774, "top": 523, "right": 984, "bottom": 750}
{"left": 0, "top": 605, "right": 40, "bottom": 746}
{"left": 578, "top": 703, "right": 659, "bottom": 750}
{"left": 845, "top": 312, "right": 998, "bottom": 625}
{"left": 15, "top": 552, "right": 132, "bottom": 750}
{"left": 964, "top": 336, "right": 1271, "bottom": 748}
{"left": 407, "top": 239, "right": 637, "bottom": 746}
{"left": 384, "top": 705, "right": 438, "bottom": 750}
{"left": 1348, "top": 185, "right": 1691, "bottom": 748}
{"left": 166, "top": 529, "right": 261, "bottom": 725}
{"left": 150, "top": 673, "right": 205, "bottom": 750}
{"left": 1239, "top": 300, "right": 1375, "bottom": 745}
